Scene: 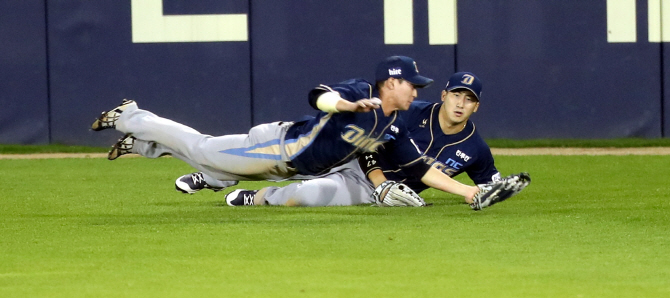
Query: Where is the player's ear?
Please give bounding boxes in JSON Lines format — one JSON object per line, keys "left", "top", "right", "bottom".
{"left": 473, "top": 102, "right": 480, "bottom": 113}
{"left": 440, "top": 90, "right": 447, "bottom": 102}
{"left": 380, "top": 79, "right": 391, "bottom": 90}
{"left": 387, "top": 78, "right": 398, "bottom": 90}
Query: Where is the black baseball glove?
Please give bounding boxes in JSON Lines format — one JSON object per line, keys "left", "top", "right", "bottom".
{"left": 470, "top": 172, "right": 531, "bottom": 210}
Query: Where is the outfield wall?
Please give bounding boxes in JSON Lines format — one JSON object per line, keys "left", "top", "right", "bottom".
{"left": 0, "top": 0, "right": 667, "bottom": 146}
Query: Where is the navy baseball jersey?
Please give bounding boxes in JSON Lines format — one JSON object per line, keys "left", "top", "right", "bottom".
{"left": 284, "top": 78, "right": 427, "bottom": 176}
{"left": 374, "top": 100, "right": 500, "bottom": 193}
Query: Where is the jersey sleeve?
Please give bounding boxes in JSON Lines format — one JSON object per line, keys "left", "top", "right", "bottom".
{"left": 465, "top": 145, "right": 501, "bottom": 184}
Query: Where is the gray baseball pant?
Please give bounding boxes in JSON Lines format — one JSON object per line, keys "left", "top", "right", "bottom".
{"left": 262, "top": 161, "right": 375, "bottom": 206}
{"left": 116, "top": 102, "right": 296, "bottom": 182}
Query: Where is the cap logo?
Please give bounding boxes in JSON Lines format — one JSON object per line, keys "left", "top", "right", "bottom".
{"left": 389, "top": 68, "right": 402, "bottom": 76}
{"left": 461, "top": 74, "right": 475, "bottom": 85}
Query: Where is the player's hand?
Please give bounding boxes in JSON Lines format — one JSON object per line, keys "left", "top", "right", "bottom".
{"left": 340, "top": 98, "right": 381, "bottom": 113}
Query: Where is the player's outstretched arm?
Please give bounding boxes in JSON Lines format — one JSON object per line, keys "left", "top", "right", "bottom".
{"left": 420, "top": 167, "right": 479, "bottom": 203}
{"left": 316, "top": 92, "right": 380, "bottom": 113}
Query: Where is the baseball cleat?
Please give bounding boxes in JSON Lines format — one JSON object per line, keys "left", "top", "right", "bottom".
{"left": 470, "top": 172, "right": 531, "bottom": 210}
{"left": 91, "top": 99, "right": 136, "bottom": 131}
{"left": 175, "top": 172, "right": 233, "bottom": 194}
{"left": 108, "top": 133, "right": 135, "bottom": 160}
{"left": 225, "top": 189, "right": 258, "bottom": 206}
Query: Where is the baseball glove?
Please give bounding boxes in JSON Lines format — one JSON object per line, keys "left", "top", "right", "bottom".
{"left": 470, "top": 172, "right": 531, "bottom": 210}
{"left": 372, "top": 181, "right": 426, "bottom": 207}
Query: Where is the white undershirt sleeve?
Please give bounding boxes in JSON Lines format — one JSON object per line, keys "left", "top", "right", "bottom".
{"left": 316, "top": 91, "right": 343, "bottom": 113}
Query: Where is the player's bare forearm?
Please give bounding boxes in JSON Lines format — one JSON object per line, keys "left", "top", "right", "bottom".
{"left": 366, "top": 169, "right": 388, "bottom": 187}
{"left": 420, "top": 167, "right": 479, "bottom": 203}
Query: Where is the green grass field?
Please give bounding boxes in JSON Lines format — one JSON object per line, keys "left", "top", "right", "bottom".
{"left": 1, "top": 155, "right": 669, "bottom": 297}
{"left": 3, "top": 137, "right": 670, "bottom": 154}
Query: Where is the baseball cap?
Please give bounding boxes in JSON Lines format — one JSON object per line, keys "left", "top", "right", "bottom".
{"left": 445, "top": 72, "right": 482, "bottom": 101}
{"left": 375, "top": 56, "right": 434, "bottom": 88}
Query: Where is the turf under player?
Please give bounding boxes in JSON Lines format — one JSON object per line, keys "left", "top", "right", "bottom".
{"left": 177, "top": 72, "right": 505, "bottom": 207}
{"left": 92, "top": 56, "right": 497, "bottom": 204}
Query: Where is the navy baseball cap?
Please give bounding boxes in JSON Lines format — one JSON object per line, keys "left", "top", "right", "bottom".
{"left": 375, "top": 56, "right": 434, "bottom": 88}
{"left": 445, "top": 72, "right": 483, "bottom": 101}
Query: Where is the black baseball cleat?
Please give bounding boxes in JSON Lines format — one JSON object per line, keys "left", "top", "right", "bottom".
{"left": 175, "top": 172, "right": 225, "bottom": 194}
{"left": 225, "top": 189, "right": 258, "bottom": 206}
{"left": 108, "top": 133, "right": 135, "bottom": 160}
{"left": 91, "top": 99, "right": 136, "bottom": 131}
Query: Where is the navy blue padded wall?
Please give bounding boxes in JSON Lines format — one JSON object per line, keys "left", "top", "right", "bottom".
{"left": 2, "top": 0, "right": 668, "bottom": 146}
{"left": 0, "top": 1, "right": 49, "bottom": 144}
{"left": 249, "top": 0, "right": 456, "bottom": 125}
{"left": 47, "top": 0, "right": 252, "bottom": 147}
{"left": 458, "top": 0, "right": 662, "bottom": 138}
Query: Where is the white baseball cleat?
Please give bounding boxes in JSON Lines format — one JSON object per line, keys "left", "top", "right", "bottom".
{"left": 107, "top": 133, "right": 135, "bottom": 160}
{"left": 175, "top": 172, "right": 238, "bottom": 194}
{"left": 225, "top": 189, "right": 258, "bottom": 206}
{"left": 91, "top": 99, "right": 136, "bottom": 131}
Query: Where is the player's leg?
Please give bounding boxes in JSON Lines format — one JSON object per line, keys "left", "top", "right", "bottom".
{"left": 270, "top": 179, "right": 340, "bottom": 206}
{"left": 225, "top": 179, "right": 338, "bottom": 207}
{"left": 108, "top": 135, "right": 240, "bottom": 192}
{"left": 226, "top": 167, "right": 374, "bottom": 207}
{"left": 315, "top": 160, "right": 375, "bottom": 206}
{"left": 94, "top": 100, "right": 295, "bottom": 180}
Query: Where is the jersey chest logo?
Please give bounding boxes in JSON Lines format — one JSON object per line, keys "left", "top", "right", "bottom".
{"left": 456, "top": 150, "right": 472, "bottom": 162}
{"left": 341, "top": 125, "right": 385, "bottom": 152}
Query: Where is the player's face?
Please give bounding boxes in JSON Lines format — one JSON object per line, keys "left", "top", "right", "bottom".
{"left": 441, "top": 89, "right": 479, "bottom": 125}
{"left": 389, "top": 78, "right": 418, "bottom": 111}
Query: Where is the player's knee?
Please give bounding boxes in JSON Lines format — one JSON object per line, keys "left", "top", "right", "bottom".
{"left": 292, "top": 180, "right": 338, "bottom": 207}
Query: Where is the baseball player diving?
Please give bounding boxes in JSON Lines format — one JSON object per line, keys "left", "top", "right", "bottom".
{"left": 175, "top": 72, "right": 531, "bottom": 209}
{"left": 91, "top": 56, "right": 526, "bottom": 208}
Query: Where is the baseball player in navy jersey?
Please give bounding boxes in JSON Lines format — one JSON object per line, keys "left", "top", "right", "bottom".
{"left": 363, "top": 115, "right": 499, "bottom": 191}
{"left": 364, "top": 72, "right": 501, "bottom": 193}
{"left": 92, "top": 56, "right": 497, "bottom": 205}
{"left": 177, "top": 72, "right": 523, "bottom": 208}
